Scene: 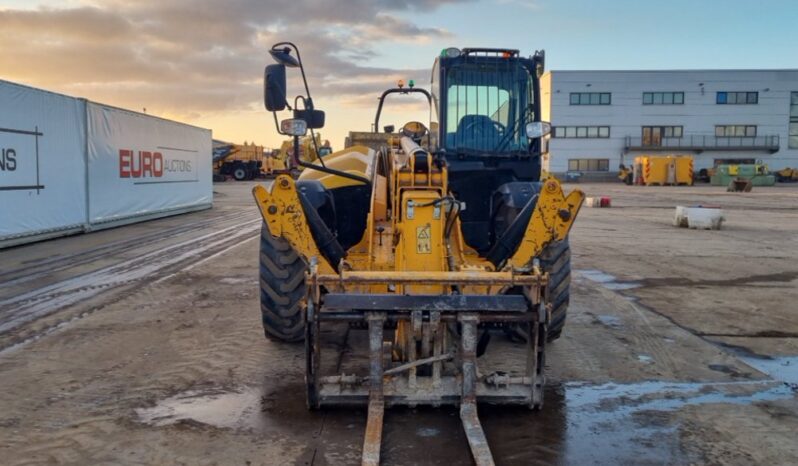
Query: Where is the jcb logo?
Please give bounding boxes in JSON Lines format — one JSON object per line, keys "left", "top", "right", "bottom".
{"left": 0, "top": 148, "right": 17, "bottom": 171}
{"left": 119, "top": 149, "right": 163, "bottom": 178}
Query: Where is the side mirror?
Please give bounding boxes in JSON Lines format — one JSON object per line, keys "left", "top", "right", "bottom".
{"left": 294, "top": 109, "right": 325, "bottom": 129}
{"left": 264, "top": 64, "right": 287, "bottom": 111}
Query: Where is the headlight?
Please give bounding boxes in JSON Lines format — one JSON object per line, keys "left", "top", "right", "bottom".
{"left": 526, "top": 122, "right": 552, "bottom": 139}
{"left": 280, "top": 118, "right": 308, "bottom": 136}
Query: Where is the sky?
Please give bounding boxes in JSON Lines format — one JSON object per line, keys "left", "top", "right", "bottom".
{"left": 2, "top": 0, "right": 797, "bottom": 149}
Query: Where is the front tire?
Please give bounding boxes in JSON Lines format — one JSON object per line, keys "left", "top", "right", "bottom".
{"left": 541, "top": 238, "right": 571, "bottom": 341}
{"left": 505, "top": 238, "right": 571, "bottom": 343}
{"left": 259, "top": 222, "right": 306, "bottom": 342}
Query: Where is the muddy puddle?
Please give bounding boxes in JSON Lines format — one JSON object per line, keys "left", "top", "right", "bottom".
{"left": 579, "top": 269, "right": 641, "bottom": 291}
{"left": 594, "top": 314, "right": 623, "bottom": 329}
{"left": 136, "top": 378, "right": 794, "bottom": 465}
{"left": 136, "top": 387, "right": 263, "bottom": 430}
{"left": 740, "top": 356, "right": 798, "bottom": 387}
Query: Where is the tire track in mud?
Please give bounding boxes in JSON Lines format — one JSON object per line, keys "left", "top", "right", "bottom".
{"left": 0, "top": 278, "right": 304, "bottom": 465}
{"left": 0, "top": 214, "right": 262, "bottom": 349}
{"left": 0, "top": 210, "right": 250, "bottom": 288}
{"left": 127, "top": 278, "right": 301, "bottom": 397}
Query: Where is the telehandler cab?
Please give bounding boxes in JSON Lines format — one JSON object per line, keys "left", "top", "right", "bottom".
{"left": 253, "top": 42, "right": 584, "bottom": 465}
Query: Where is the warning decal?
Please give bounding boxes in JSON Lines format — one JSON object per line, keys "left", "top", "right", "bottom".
{"left": 416, "top": 224, "right": 431, "bottom": 254}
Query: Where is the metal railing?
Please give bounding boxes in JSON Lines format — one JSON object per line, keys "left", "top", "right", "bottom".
{"left": 624, "top": 135, "right": 780, "bottom": 153}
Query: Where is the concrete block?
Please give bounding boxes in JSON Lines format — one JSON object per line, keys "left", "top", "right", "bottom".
{"left": 674, "top": 206, "right": 724, "bottom": 230}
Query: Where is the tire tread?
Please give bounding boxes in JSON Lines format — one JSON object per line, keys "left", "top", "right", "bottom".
{"left": 540, "top": 238, "right": 571, "bottom": 341}
{"left": 259, "top": 222, "right": 306, "bottom": 342}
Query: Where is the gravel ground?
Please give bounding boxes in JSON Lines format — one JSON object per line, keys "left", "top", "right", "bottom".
{"left": 0, "top": 181, "right": 796, "bottom": 465}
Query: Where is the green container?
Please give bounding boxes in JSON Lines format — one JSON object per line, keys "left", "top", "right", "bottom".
{"left": 711, "top": 164, "right": 775, "bottom": 186}
{"left": 737, "top": 165, "right": 757, "bottom": 177}
{"left": 711, "top": 173, "right": 731, "bottom": 186}
{"left": 751, "top": 174, "right": 776, "bottom": 186}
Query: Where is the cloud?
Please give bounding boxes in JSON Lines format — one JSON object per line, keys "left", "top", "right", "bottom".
{"left": 0, "top": 0, "right": 467, "bottom": 126}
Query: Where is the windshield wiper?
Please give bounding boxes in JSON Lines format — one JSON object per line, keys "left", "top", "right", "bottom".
{"left": 494, "top": 105, "right": 533, "bottom": 153}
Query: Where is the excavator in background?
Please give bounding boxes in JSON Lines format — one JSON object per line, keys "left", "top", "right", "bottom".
{"left": 253, "top": 43, "right": 584, "bottom": 465}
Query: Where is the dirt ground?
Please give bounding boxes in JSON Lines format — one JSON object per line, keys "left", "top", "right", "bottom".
{"left": 0, "top": 181, "right": 797, "bottom": 465}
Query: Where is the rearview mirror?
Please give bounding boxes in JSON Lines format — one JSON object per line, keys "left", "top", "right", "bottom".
{"left": 294, "top": 109, "right": 325, "bottom": 129}
{"left": 264, "top": 64, "right": 287, "bottom": 111}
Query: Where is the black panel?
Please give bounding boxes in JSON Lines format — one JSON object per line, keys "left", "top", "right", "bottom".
{"left": 447, "top": 158, "right": 541, "bottom": 254}
{"left": 296, "top": 182, "right": 346, "bottom": 271}
{"left": 485, "top": 192, "right": 538, "bottom": 267}
{"left": 295, "top": 180, "right": 370, "bottom": 257}
{"left": 296, "top": 180, "right": 336, "bottom": 234}
{"left": 490, "top": 181, "right": 542, "bottom": 244}
{"left": 327, "top": 184, "right": 371, "bottom": 251}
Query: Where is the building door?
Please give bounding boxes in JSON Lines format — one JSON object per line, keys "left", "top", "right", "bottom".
{"left": 642, "top": 126, "right": 663, "bottom": 146}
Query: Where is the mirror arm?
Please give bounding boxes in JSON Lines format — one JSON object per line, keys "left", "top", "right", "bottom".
{"left": 273, "top": 41, "right": 314, "bottom": 108}
{"left": 308, "top": 127, "right": 327, "bottom": 168}
{"left": 293, "top": 96, "right": 327, "bottom": 168}
{"left": 293, "top": 135, "right": 301, "bottom": 168}
{"left": 273, "top": 112, "right": 287, "bottom": 136}
{"left": 270, "top": 42, "right": 361, "bottom": 183}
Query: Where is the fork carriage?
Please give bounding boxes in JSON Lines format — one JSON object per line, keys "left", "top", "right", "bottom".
{"left": 305, "top": 267, "right": 551, "bottom": 465}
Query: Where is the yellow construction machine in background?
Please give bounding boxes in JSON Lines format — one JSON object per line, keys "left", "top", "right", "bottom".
{"left": 213, "top": 141, "right": 268, "bottom": 181}
{"left": 254, "top": 43, "right": 584, "bottom": 465}
{"left": 213, "top": 135, "right": 333, "bottom": 181}
{"left": 618, "top": 164, "right": 633, "bottom": 185}
{"left": 270, "top": 133, "right": 332, "bottom": 172}
{"left": 775, "top": 167, "right": 798, "bottom": 183}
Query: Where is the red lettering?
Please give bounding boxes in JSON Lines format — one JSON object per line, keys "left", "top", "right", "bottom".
{"left": 142, "top": 151, "right": 152, "bottom": 177}
{"left": 121, "top": 149, "right": 165, "bottom": 179}
{"left": 119, "top": 149, "right": 131, "bottom": 177}
{"left": 131, "top": 151, "right": 143, "bottom": 177}
{"left": 153, "top": 152, "right": 163, "bottom": 177}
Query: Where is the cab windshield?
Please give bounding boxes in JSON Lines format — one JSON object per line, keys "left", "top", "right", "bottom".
{"left": 445, "top": 61, "right": 533, "bottom": 154}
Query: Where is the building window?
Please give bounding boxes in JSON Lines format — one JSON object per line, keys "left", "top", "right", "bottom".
{"left": 790, "top": 92, "right": 798, "bottom": 149}
{"left": 569, "top": 92, "right": 611, "bottom": 105}
{"left": 716, "top": 91, "right": 758, "bottom": 105}
{"left": 714, "top": 158, "right": 756, "bottom": 166}
{"left": 643, "top": 92, "right": 684, "bottom": 105}
{"left": 715, "top": 125, "right": 757, "bottom": 137}
{"left": 641, "top": 126, "right": 683, "bottom": 146}
{"left": 553, "top": 126, "right": 610, "bottom": 138}
{"left": 568, "top": 158, "right": 610, "bottom": 172}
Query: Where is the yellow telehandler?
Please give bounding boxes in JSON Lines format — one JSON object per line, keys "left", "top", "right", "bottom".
{"left": 269, "top": 133, "right": 332, "bottom": 174}
{"left": 253, "top": 43, "right": 584, "bottom": 465}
